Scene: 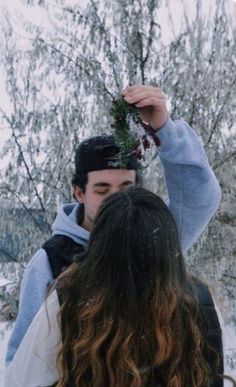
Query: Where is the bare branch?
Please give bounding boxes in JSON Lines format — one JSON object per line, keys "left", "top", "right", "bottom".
{"left": 213, "top": 151, "right": 236, "bottom": 170}
{"left": 0, "top": 183, "right": 51, "bottom": 234}
{"left": 38, "top": 37, "right": 115, "bottom": 100}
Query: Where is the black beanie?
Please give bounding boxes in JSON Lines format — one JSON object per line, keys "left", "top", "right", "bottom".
{"left": 74, "top": 135, "right": 139, "bottom": 175}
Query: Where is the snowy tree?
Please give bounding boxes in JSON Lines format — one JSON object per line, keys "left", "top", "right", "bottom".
{"left": 0, "top": 1, "right": 235, "bottom": 372}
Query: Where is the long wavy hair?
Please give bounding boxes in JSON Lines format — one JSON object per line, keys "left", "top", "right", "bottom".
{"left": 55, "top": 187, "right": 221, "bottom": 387}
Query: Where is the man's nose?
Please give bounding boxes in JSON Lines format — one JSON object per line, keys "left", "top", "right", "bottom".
{"left": 111, "top": 187, "right": 120, "bottom": 194}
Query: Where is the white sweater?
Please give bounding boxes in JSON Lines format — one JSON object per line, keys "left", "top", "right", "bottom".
{"left": 5, "top": 290, "right": 60, "bottom": 386}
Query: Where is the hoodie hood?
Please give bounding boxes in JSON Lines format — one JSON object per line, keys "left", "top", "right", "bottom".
{"left": 52, "top": 203, "right": 90, "bottom": 246}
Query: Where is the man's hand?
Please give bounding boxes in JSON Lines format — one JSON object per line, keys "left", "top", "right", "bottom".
{"left": 122, "top": 84, "right": 168, "bottom": 130}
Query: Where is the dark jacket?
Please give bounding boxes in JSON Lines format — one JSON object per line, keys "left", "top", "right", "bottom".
{"left": 43, "top": 234, "right": 85, "bottom": 279}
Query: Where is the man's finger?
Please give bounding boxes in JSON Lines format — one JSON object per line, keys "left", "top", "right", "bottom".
{"left": 124, "top": 90, "right": 165, "bottom": 104}
{"left": 135, "top": 96, "right": 166, "bottom": 109}
{"left": 122, "top": 84, "right": 161, "bottom": 96}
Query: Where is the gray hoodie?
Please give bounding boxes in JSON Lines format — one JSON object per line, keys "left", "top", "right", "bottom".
{"left": 6, "top": 118, "right": 222, "bottom": 365}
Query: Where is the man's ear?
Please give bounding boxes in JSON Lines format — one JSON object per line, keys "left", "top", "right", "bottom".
{"left": 73, "top": 186, "right": 85, "bottom": 203}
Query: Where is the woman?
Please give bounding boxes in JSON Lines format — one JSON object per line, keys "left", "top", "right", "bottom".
{"left": 5, "top": 187, "right": 223, "bottom": 387}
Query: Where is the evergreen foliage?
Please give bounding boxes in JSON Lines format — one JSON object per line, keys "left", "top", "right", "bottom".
{"left": 110, "top": 97, "right": 140, "bottom": 166}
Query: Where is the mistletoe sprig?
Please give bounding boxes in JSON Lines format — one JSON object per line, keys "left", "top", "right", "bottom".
{"left": 110, "top": 97, "right": 160, "bottom": 167}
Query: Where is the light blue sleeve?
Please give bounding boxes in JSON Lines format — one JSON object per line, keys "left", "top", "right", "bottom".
{"left": 5, "top": 249, "right": 53, "bottom": 365}
{"left": 158, "top": 118, "right": 221, "bottom": 253}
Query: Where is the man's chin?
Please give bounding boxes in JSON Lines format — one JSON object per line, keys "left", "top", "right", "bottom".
{"left": 82, "top": 215, "right": 94, "bottom": 231}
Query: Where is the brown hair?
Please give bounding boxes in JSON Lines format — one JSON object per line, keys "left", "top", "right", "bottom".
{"left": 55, "top": 187, "right": 222, "bottom": 386}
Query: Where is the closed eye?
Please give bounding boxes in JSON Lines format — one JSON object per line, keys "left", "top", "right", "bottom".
{"left": 94, "top": 190, "right": 109, "bottom": 195}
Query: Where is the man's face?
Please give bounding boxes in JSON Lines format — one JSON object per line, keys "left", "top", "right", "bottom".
{"left": 74, "top": 169, "right": 136, "bottom": 231}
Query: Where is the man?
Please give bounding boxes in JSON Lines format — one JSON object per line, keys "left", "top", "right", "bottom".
{"left": 6, "top": 84, "right": 221, "bottom": 365}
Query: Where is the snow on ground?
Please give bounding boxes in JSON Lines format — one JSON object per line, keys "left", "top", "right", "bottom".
{"left": 0, "top": 322, "right": 12, "bottom": 387}
{"left": 223, "top": 325, "right": 236, "bottom": 385}
{"left": 0, "top": 276, "right": 10, "bottom": 386}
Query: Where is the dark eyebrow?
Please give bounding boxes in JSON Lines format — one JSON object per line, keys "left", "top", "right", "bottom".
{"left": 93, "top": 181, "right": 134, "bottom": 189}
{"left": 121, "top": 181, "right": 134, "bottom": 186}
{"left": 93, "top": 182, "right": 111, "bottom": 188}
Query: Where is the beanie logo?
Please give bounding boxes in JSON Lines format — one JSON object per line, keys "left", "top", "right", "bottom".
{"left": 107, "top": 160, "right": 119, "bottom": 167}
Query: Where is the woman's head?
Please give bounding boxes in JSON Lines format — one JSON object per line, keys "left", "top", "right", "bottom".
{"left": 56, "top": 187, "right": 220, "bottom": 387}
{"left": 82, "top": 187, "right": 186, "bottom": 310}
